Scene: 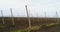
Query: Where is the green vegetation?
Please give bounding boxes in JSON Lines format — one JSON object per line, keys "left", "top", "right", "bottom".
{"left": 9, "top": 29, "right": 25, "bottom": 32}
{"left": 9, "top": 22, "right": 60, "bottom": 32}
{"left": 0, "top": 24, "right": 5, "bottom": 28}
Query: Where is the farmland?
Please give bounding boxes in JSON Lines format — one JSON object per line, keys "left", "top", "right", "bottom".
{"left": 0, "top": 17, "right": 60, "bottom": 32}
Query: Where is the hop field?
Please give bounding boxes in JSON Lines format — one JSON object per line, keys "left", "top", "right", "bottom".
{"left": 0, "top": 17, "right": 60, "bottom": 32}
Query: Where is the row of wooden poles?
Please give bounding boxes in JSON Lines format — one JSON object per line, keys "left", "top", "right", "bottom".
{"left": 1, "top": 8, "right": 14, "bottom": 25}
{"left": 0, "top": 5, "right": 59, "bottom": 29}
{"left": 25, "top": 5, "right": 59, "bottom": 29}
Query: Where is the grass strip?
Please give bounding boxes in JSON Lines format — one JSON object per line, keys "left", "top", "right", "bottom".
{"left": 9, "top": 22, "right": 60, "bottom": 32}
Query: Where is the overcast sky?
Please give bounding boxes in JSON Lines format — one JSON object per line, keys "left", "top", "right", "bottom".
{"left": 0, "top": 0, "right": 60, "bottom": 17}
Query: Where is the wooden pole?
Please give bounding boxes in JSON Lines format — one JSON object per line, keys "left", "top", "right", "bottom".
{"left": 37, "top": 13, "right": 39, "bottom": 21}
{"left": 25, "top": 5, "right": 31, "bottom": 29}
{"left": 31, "top": 14, "right": 34, "bottom": 20}
{"left": 45, "top": 11, "right": 47, "bottom": 24}
{"left": 56, "top": 11, "right": 59, "bottom": 23}
{"left": 10, "top": 8, "right": 15, "bottom": 25}
{"left": 1, "top": 10, "right": 5, "bottom": 24}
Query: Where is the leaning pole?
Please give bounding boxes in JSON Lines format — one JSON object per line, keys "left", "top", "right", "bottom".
{"left": 25, "top": 5, "right": 31, "bottom": 29}
{"left": 10, "top": 8, "right": 15, "bottom": 25}
{"left": 1, "top": 10, "right": 5, "bottom": 24}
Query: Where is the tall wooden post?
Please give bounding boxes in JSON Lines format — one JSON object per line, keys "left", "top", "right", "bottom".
{"left": 56, "top": 11, "right": 59, "bottom": 23}
{"left": 45, "top": 11, "right": 47, "bottom": 24}
{"left": 1, "top": 10, "right": 5, "bottom": 24}
{"left": 31, "top": 14, "right": 34, "bottom": 20}
{"left": 25, "top": 5, "right": 31, "bottom": 29}
{"left": 10, "top": 8, "right": 15, "bottom": 25}
{"left": 37, "top": 13, "right": 39, "bottom": 21}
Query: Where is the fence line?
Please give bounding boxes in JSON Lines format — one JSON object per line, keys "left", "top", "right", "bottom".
{"left": 0, "top": 8, "right": 59, "bottom": 26}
